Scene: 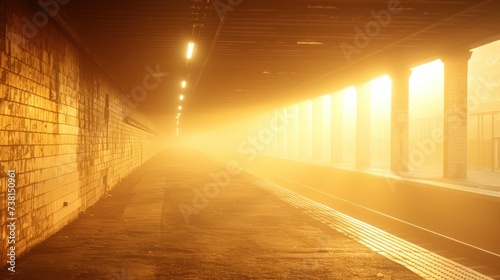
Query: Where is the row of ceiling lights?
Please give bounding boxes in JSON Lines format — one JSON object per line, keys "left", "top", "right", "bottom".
{"left": 176, "top": 42, "right": 195, "bottom": 135}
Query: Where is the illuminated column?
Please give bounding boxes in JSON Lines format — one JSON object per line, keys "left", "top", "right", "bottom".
{"left": 287, "top": 105, "right": 299, "bottom": 156}
{"left": 259, "top": 115, "right": 274, "bottom": 154}
{"left": 298, "top": 102, "right": 308, "bottom": 157}
{"left": 312, "top": 98, "right": 323, "bottom": 159}
{"left": 283, "top": 108, "right": 289, "bottom": 155}
{"left": 331, "top": 93, "right": 343, "bottom": 163}
{"left": 248, "top": 117, "right": 265, "bottom": 154}
{"left": 390, "top": 68, "right": 411, "bottom": 173}
{"left": 322, "top": 95, "right": 332, "bottom": 161}
{"left": 306, "top": 101, "right": 313, "bottom": 158}
{"left": 276, "top": 108, "right": 287, "bottom": 155}
{"left": 268, "top": 113, "right": 278, "bottom": 154}
{"left": 356, "top": 83, "right": 371, "bottom": 168}
{"left": 298, "top": 101, "right": 312, "bottom": 158}
{"left": 442, "top": 50, "right": 472, "bottom": 178}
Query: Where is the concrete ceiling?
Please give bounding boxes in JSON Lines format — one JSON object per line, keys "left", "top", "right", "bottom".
{"left": 54, "top": 0, "right": 500, "bottom": 134}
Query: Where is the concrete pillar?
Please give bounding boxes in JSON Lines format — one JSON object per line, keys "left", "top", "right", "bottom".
{"left": 268, "top": 113, "right": 278, "bottom": 154}
{"left": 442, "top": 50, "right": 472, "bottom": 178}
{"left": 331, "top": 93, "right": 343, "bottom": 163}
{"left": 287, "top": 105, "right": 299, "bottom": 156}
{"left": 306, "top": 101, "right": 313, "bottom": 158}
{"left": 356, "top": 83, "right": 371, "bottom": 168}
{"left": 276, "top": 108, "right": 287, "bottom": 155}
{"left": 298, "top": 101, "right": 312, "bottom": 158}
{"left": 312, "top": 98, "right": 323, "bottom": 159}
{"left": 261, "top": 115, "right": 272, "bottom": 154}
{"left": 390, "top": 68, "right": 412, "bottom": 173}
{"left": 298, "top": 102, "right": 308, "bottom": 158}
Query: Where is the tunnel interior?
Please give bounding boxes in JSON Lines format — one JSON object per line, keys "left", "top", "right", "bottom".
{"left": 0, "top": 0, "right": 500, "bottom": 278}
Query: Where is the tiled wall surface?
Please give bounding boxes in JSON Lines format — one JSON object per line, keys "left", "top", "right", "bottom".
{"left": 0, "top": 1, "right": 165, "bottom": 265}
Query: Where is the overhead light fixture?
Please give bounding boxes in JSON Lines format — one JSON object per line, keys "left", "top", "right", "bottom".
{"left": 186, "top": 42, "right": 195, "bottom": 59}
{"left": 178, "top": 105, "right": 182, "bottom": 110}
{"left": 179, "top": 95, "right": 184, "bottom": 101}
{"left": 297, "top": 41, "right": 324, "bottom": 45}
{"left": 177, "top": 112, "right": 181, "bottom": 116}
{"left": 181, "top": 80, "right": 187, "bottom": 88}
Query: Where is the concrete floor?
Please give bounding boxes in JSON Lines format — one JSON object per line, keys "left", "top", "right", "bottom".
{"left": 1, "top": 148, "right": 422, "bottom": 279}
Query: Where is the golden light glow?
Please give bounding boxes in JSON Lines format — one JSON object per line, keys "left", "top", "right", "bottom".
{"left": 178, "top": 105, "right": 182, "bottom": 110}
{"left": 370, "top": 76, "right": 391, "bottom": 96}
{"left": 341, "top": 87, "right": 358, "bottom": 141}
{"left": 179, "top": 95, "right": 184, "bottom": 101}
{"left": 186, "top": 42, "right": 195, "bottom": 59}
{"left": 342, "top": 87, "right": 357, "bottom": 110}
{"left": 410, "top": 59, "right": 444, "bottom": 93}
{"left": 409, "top": 59, "right": 444, "bottom": 119}
{"left": 370, "top": 75, "right": 391, "bottom": 110}
{"left": 181, "top": 81, "right": 187, "bottom": 88}
{"left": 322, "top": 94, "right": 332, "bottom": 111}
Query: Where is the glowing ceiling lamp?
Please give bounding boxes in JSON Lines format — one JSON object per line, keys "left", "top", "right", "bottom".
{"left": 179, "top": 95, "right": 184, "bottom": 101}
{"left": 186, "top": 42, "right": 195, "bottom": 59}
{"left": 181, "top": 80, "right": 187, "bottom": 88}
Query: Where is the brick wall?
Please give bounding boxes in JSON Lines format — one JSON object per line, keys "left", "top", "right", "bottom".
{"left": 0, "top": 0, "right": 165, "bottom": 265}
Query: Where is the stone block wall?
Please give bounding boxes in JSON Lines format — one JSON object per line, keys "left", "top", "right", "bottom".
{"left": 0, "top": 0, "right": 165, "bottom": 266}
